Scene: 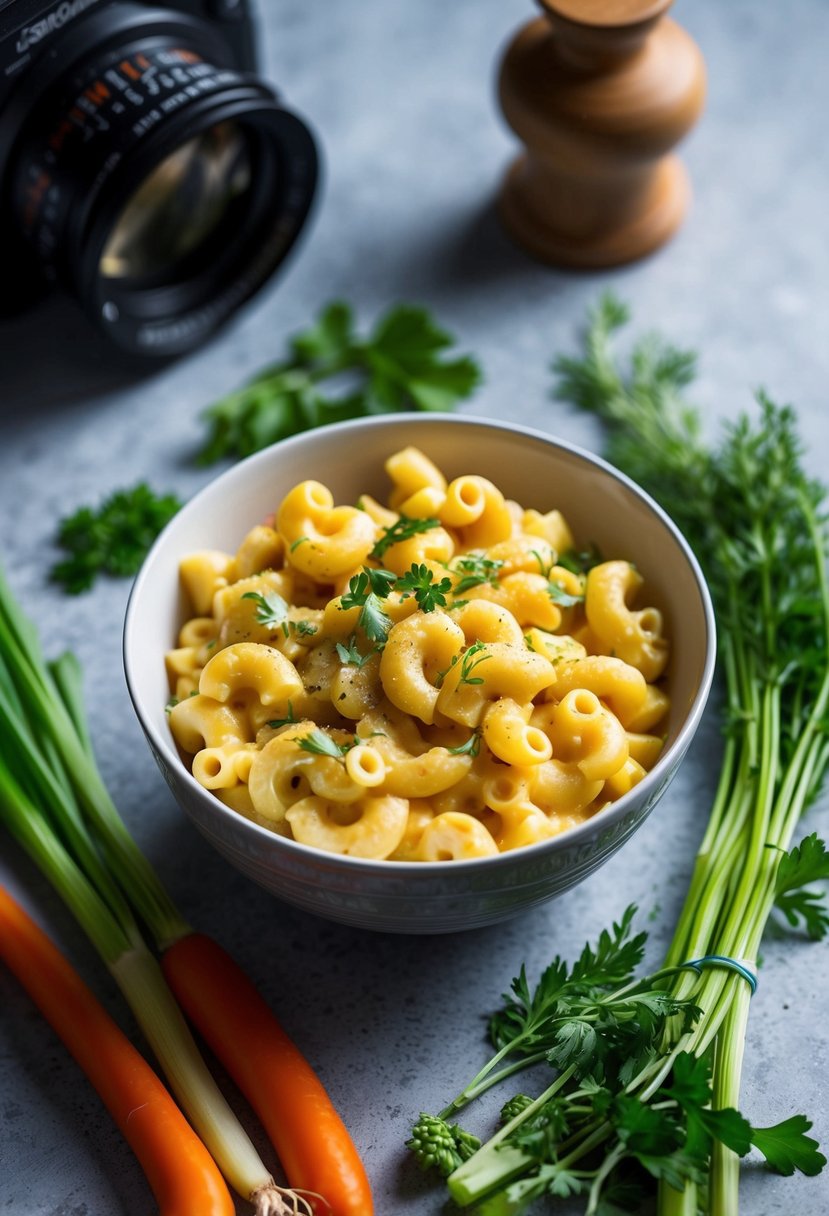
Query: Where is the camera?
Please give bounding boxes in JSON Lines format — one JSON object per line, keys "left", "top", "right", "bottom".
{"left": 0, "top": 0, "right": 318, "bottom": 356}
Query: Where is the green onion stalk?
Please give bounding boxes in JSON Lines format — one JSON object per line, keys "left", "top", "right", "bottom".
{"left": 0, "top": 569, "right": 283, "bottom": 1213}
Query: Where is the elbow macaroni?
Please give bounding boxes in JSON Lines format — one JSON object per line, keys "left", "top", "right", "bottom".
{"left": 166, "top": 448, "right": 672, "bottom": 862}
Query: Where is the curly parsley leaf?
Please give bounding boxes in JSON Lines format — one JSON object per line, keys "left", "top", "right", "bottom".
{"left": 51, "top": 484, "right": 182, "bottom": 594}
{"left": 396, "top": 563, "right": 452, "bottom": 612}
{"left": 198, "top": 301, "right": 481, "bottom": 463}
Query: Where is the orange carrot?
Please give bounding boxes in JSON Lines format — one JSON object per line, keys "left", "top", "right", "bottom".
{"left": 0, "top": 888, "right": 234, "bottom": 1216}
{"left": 163, "top": 932, "right": 374, "bottom": 1216}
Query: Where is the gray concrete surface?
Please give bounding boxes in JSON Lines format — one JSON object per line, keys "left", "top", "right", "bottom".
{"left": 1, "top": 1, "right": 828, "bottom": 1213}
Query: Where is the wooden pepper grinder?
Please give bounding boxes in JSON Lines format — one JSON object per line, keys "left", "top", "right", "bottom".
{"left": 497, "top": 0, "right": 706, "bottom": 267}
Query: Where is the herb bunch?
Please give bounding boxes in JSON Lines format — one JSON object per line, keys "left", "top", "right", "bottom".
{"left": 198, "top": 301, "right": 481, "bottom": 463}
{"left": 51, "top": 484, "right": 182, "bottom": 594}
{"left": 408, "top": 298, "right": 829, "bottom": 1214}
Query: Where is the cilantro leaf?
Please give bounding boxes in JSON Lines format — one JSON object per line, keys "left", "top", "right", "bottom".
{"left": 198, "top": 302, "right": 481, "bottom": 463}
{"left": 51, "top": 484, "right": 182, "bottom": 594}
{"left": 750, "top": 1115, "right": 827, "bottom": 1176}
{"left": 396, "top": 563, "right": 452, "bottom": 612}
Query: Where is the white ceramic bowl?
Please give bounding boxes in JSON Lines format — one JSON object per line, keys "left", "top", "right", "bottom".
{"left": 124, "top": 414, "right": 716, "bottom": 933}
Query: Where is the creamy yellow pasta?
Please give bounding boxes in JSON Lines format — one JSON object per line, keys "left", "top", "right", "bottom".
{"left": 166, "top": 447, "right": 671, "bottom": 862}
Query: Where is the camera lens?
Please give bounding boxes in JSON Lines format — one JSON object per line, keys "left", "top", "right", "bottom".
{"left": 100, "top": 120, "right": 253, "bottom": 282}
{"left": 3, "top": 6, "right": 317, "bottom": 356}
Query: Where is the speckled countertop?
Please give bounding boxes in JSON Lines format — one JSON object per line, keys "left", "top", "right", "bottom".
{"left": 1, "top": 1, "right": 828, "bottom": 1213}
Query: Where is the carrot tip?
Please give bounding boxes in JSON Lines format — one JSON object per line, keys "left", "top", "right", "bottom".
{"left": 252, "top": 1181, "right": 331, "bottom": 1216}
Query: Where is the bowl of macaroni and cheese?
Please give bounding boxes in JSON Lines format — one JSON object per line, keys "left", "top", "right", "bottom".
{"left": 124, "top": 414, "right": 716, "bottom": 932}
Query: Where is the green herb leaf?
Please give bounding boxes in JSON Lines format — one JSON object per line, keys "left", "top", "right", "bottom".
{"left": 447, "top": 730, "right": 482, "bottom": 758}
{"left": 396, "top": 563, "right": 452, "bottom": 612}
{"left": 451, "top": 555, "right": 504, "bottom": 595}
{"left": 296, "top": 729, "right": 353, "bottom": 759}
{"left": 370, "top": 516, "right": 441, "bottom": 560}
{"left": 546, "top": 581, "right": 584, "bottom": 608}
{"left": 773, "top": 834, "right": 829, "bottom": 940}
{"left": 340, "top": 570, "right": 395, "bottom": 643}
{"left": 198, "top": 302, "right": 481, "bottom": 463}
{"left": 51, "top": 485, "right": 182, "bottom": 594}
{"left": 751, "top": 1116, "right": 827, "bottom": 1176}
{"left": 336, "top": 634, "right": 374, "bottom": 668}
{"left": 267, "top": 703, "right": 298, "bottom": 729}
{"left": 241, "top": 590, "right": 289, "bottom": 629}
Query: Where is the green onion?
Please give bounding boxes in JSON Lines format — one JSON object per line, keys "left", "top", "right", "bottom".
{"left": 0, "top": 567, "right": 278, "bottom": 1208}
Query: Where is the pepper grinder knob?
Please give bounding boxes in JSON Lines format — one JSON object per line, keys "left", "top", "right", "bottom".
{"left": 497, "top": 0, "right": 706, "bottom": 267}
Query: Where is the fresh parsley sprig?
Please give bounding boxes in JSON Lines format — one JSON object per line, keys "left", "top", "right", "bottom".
{"left": 296, "top": 729, "right": 353, "bottom": 759}
{"left": 51, "top": 484, "right": 182, "bottom": 594}
{"left": 451, "top": 555, "right": 503, "bottom": 595}
{"left": 410, "top": 910, "right": 824, "bottom": 1207}
{"left": 447, "top": 730, "right": 482, "bottom": 758}
{"left": 267, "top": 703, "right": 298, "bottom": 730}
{"left": 241, "top": 589, "right": 289, "bottom": 629}
{"left": 396, "top": 564, "right": 452, "bottom": 612}
{"left": 436, "top": 640, "right": 490, "bottom": 689}
{"left": 370, "top": 515, "right": 440, "bottom": 561}
{"left": 340, "top": 568, "right": 397, "bottom": 643}
{"left": 335, "top": 634, "right": 375, "bottom": 668}
{"left": 198, "top": 301, "right": 482, "bottom": 463}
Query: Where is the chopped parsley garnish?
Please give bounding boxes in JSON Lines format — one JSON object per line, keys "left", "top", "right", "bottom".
{"left": 371, "top": 515, "right": 440, "bottom": 560}
{"left": 290, "top": 619, "right": 318, "bottom": 638}
{"left": 241, "top": 589, "right": 289, "bottom": 629}
{"left": 267, "top": 703, "right": 298, "bottom": 730}
{"left": 436, "top": 640, "right": 490, "bottom": 689}
{"left": 451, "top": 555, "right": 504, "bottom": 595}
{"left": 546, "top": 581, "right": 584, "bottom": 608}
{"left": 296, "top": 729, "right": 353, "bottom": 759}
{"left": 557, "top": 544, "right": 603, "bottom": 575}
{"left": 396, "top": 563, "right": 453, "bottom": 612}
{"left": 340, "top": 568, "right": 397, "bottom": 643}
{"left": 447, "top": 729, "right": 482, "bottom": 758}
{"left": 336, "top": 634, "right": 375, "bottom": 668}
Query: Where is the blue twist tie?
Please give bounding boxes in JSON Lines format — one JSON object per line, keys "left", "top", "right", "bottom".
{"left": 681, "top": 954, "right": 758, "bottom": 994}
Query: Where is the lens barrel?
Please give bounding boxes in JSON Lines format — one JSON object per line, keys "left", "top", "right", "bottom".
{"left": 3, "top": 4, "right": 317, "bottom": 356}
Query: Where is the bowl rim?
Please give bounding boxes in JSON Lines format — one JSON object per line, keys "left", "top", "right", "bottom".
{"left": 123, "top": 412, "right": 717, "bottom": 875}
